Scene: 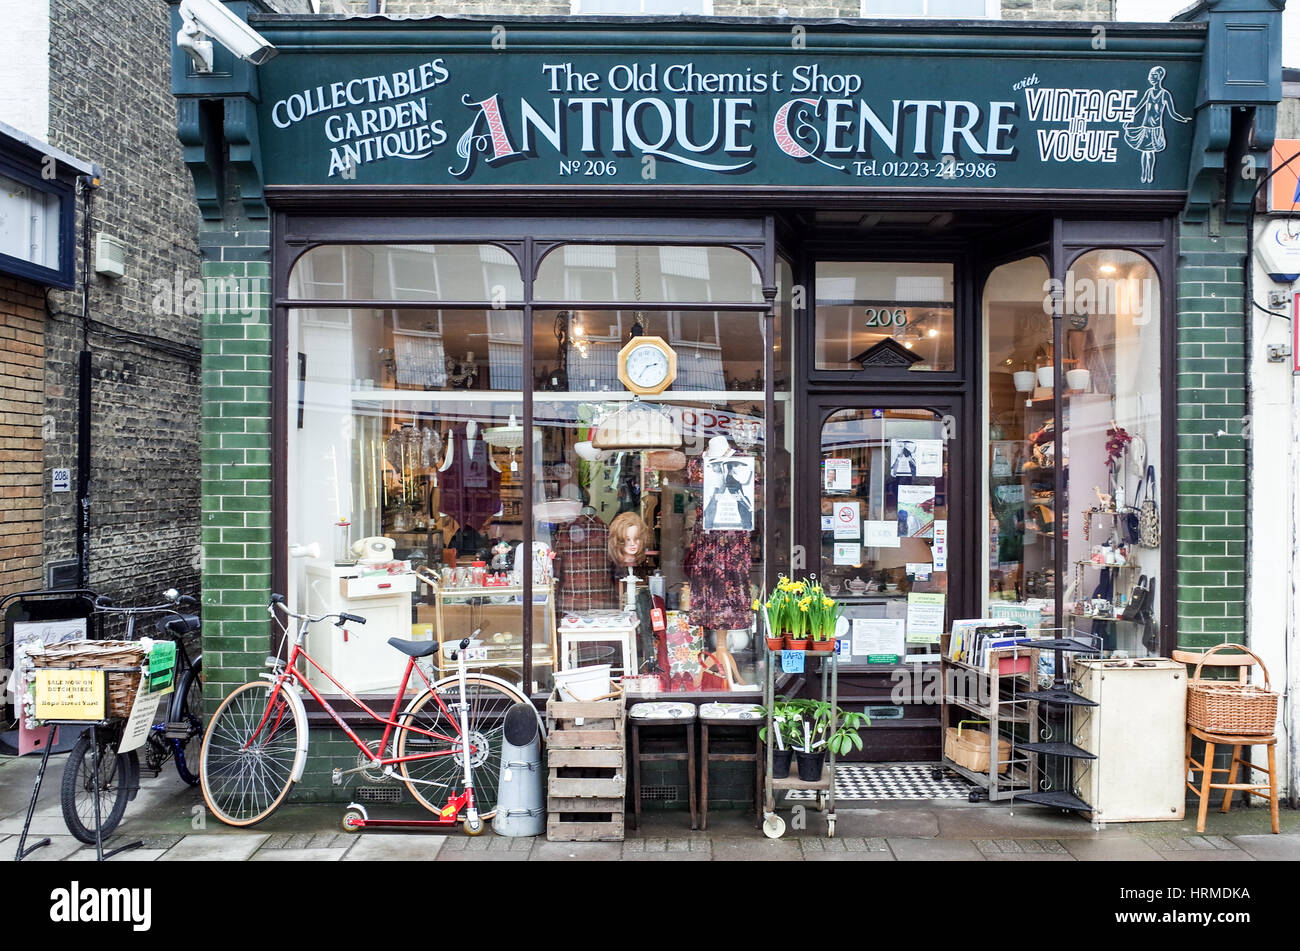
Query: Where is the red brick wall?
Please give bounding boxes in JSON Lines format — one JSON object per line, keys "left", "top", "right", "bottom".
{"left": 0, "top": 275, "right": 45, "bottom": 597}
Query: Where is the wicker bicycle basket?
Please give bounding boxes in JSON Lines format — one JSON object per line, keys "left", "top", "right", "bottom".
{"left": 1185, "top": 643, "right": 1278, "bottom": 736}
{"left": 28, "top": 640, "right": 145, "bottom": 719}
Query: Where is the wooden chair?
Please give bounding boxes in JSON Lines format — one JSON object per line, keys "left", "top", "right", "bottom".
{"left": 1172, "top": 645, "right": 1280, "bottom": 835}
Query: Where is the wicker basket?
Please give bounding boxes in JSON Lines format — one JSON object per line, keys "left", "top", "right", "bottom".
{"left": 1186, "top": 643, "right": 1278, "bottom": 736}
{"left": 28, "top": 640, "right": 145, "bottom": 719}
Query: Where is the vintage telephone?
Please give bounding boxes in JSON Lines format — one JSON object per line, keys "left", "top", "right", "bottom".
{"left": 351, "top": 536, "right": 396, "bottom": 565}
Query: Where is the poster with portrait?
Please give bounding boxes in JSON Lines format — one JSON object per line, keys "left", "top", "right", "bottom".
{"left": 703, "top": 455, "right": 755, "bottom": 532}
{"left": 890, "top": 439, "right": 944, "bottom": 478}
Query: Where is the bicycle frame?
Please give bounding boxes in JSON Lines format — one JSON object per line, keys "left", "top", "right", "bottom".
{"left": 249, "top": 607, "right": 482, "bottom": 822}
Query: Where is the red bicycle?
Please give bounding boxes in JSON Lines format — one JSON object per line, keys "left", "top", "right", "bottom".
{"left": 198, "top": 594, "right": 535, "bottom": 833}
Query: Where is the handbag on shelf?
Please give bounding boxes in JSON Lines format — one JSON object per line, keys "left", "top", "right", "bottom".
{"left": 1120, "top": 575, "right": 1149, "bottom": 622}
{"left": 1136, "top": 465, "right": 1160, "bottom": 549}
{"left": 1140, "top": 577, "right": 1159, "bottom": 653}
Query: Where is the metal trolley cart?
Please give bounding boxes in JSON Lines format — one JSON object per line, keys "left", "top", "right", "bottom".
{"left": 761, "top": 646, "right": 839, "bottom": 839}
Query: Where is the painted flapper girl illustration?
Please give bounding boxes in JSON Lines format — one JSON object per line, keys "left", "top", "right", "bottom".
{"left": 1124, "top": 66, "right": 1191, "bottom": 184}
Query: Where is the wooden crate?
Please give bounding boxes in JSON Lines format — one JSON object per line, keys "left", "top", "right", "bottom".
{"left": 546, "top": 696, "right": 626, "bottom": 734}
{"left": 545, "top": 692, "right": 627, "bottom": 842}
{"left": 546, "top": 812, "right": 625, "bottom": 842}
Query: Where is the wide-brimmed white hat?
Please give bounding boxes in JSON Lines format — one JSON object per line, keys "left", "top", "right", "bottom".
{"left": 574, "top": 440, "right": 610, "bottom": 462}
{"left": 702, "top": 435, "right": 735, "bottom": 461}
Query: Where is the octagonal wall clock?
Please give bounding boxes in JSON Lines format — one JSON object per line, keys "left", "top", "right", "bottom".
{"left": 617, "top": 335, "right": 678, "bottom": 396}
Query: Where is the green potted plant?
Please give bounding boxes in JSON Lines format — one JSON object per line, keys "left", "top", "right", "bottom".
{"left": 755, "top": 582, "right": 788, "bottom": 652}
{"left": 781, "top": 578, "right": 813, "bottom": 650}
{"left": 758, "top": 696, "right": 808, "bottom": 778}
{"left": 808, "top": 583, "right": 842, "bottom": 653}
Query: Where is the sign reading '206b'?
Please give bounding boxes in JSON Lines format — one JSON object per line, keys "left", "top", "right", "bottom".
{"left": 257, "top": 52, "right": 1197, "bottom": 190}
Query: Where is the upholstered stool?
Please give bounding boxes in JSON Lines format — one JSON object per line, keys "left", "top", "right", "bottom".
{"left": 697, "top": 703, "right": 764, "bottom": 831}
{"left": 628, "top": 702, "right": 697, "bottom": 831}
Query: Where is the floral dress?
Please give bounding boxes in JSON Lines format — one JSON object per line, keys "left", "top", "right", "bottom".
{"left": 683, "top": 505, "right": 753, "bottom": 630}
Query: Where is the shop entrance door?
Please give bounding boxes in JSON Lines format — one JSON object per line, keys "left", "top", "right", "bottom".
{"left": 798, "top": 396, "right": 968, "bottom": 761}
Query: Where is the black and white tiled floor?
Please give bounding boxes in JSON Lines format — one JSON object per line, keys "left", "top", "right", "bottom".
{"left": 785, "top": 764, "right": 972, "bottom": 801}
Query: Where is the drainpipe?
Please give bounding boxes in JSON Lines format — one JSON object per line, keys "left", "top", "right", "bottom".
{"left": 75, "top": 175, "right": 96, "bottom": 589}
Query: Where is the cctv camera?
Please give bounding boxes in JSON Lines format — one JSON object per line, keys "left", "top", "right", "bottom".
{"left": 178, "top": 0, "right": 277, "bottom": 73}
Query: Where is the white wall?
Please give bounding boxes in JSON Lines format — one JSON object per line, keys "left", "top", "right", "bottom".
{"left": 1249, "top": 222, "right": 1296, "bottom": 802}
{"left": 0, "top": 0, "right": 49, "bottom": 138}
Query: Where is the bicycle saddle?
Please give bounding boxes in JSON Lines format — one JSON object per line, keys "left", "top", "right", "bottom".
{"left": 387, "top": 637, "right": 441, "bottom": 658}
{"left": 158, "top": 614, "right": 201, "bottom": 637}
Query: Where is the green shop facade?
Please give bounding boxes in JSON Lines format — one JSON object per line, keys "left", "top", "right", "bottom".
{"left": 174, "top": 3, "right": 1285, "bottom": 802}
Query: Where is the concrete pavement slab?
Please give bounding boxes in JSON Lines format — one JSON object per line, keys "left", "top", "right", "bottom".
{"left": 1063, "top": 837, "right": 1167, "bottom": 861}
{"left": 530, "top": 841, "right": 624, "bottom": 861}
{"left": 251, "top": 847, "right": 348, "bottom": 861}
{"left": 1226, "top": 835, "right": 1300, "bottom": 860}
{"left": 342, "top": 833, "right": 447, "bottom": 861}
{"left": 888, "top": 837, "right": 985, "bottom": 861}
{"left": 67, "top": 848, "right": 169, "bottom": 861}
{"left": 831, "top": 807, "right": 941, "bottom": 838}
{"left": 801, "top": 849, "right": 898, "bottom": 861}
{"left": 158, "top": 833, "right": 269, "bottom": 861}
{"left": 12, "top": 835, "right": 89, "bottom": 861}
{"left": 709, "top": 836, "right": 803, "bottom": 861}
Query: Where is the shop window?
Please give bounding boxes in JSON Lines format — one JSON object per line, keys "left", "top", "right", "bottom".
{"left": 534, "top": 244, "right": 763, "bottom": 304}
{"left": 288, "top": 243, "right": 524, "bottom": 302}
{"left": 535, "top": 309, "right": 764, "bottom": 392}
{"left": 815, "top": 262, "right": 955, "bottom": 371}
{"left": 286, "top": 303, "right": 529, "bottom": 695}
{"left": 285, "top": 239, "right": 773, "bottom": 697}
{"left": 982, "top": 250, "right": 1162, "bottom": 657}
{"left": 534, "top": 305, "right": 768, "bottom": 695}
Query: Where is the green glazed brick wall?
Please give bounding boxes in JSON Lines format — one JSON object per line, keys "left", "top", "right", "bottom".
{"left": 199, "top": 222, "right": 275, "bottom": 715}
{"left": 1175, "top": 219, "right": 1248, "bottom": 649}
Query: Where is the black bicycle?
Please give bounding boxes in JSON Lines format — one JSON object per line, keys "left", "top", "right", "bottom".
{"left": 60, "top": 589, "right": 203, "bottom": 845}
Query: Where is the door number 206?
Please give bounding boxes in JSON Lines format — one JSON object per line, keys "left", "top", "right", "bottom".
{"left": 864, "top": 308, "right": 907, "bottom": 327}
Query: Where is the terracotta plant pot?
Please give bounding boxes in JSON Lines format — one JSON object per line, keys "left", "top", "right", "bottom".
{"left": 783, "top": 636, "right": 811, "bottom": 651}
{"left": 810, "top": 638, "right": 836, "bottom": 652}
{"left": 765, "top": 636, "right": 785, "bottom": 652}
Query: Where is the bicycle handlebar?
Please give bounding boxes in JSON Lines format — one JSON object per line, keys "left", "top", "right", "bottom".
{"left": 268, "top": 594, "right": 365, "bottom": 628}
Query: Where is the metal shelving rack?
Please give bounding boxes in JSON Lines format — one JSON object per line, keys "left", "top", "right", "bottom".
{"left": 761, "top": 647, "right": 839, "bottom": 839}
{"left": 937, "top": 643, "right": 1039, "bottom": 802}
{"left": 1012, "top": 635, "right": 1102, "bottom": 821}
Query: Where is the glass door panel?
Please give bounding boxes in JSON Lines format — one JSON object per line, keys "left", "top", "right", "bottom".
{"left": 817, "top": 407, "right": 950, "bottom": 662}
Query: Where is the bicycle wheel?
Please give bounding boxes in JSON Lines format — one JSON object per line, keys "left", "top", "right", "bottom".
{"left": 169, "top": 659, "right": 204, "bottom": 786}
{"left": 61, "top": 730, "right": 132, "bottom": 845}
{"left": 199, "top": 681, "right": 303, "bottom": 827}
{"left": 394, "top": 676, "right": 531, "bottom": 820}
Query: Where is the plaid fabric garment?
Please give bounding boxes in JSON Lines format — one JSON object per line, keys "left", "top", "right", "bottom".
{"left": 554, "top": 515, "right": 618, "bottom": 612}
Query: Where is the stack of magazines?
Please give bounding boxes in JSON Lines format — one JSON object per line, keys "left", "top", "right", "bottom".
{"left": 948, "top": 619, "right": 1032, "bottom": 668}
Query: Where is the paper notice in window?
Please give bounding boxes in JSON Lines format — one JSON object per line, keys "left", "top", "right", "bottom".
{"left": 865, "top": 520, "right": 901, "bottom": 548}
{"left": 833, "top": 542, "right": 861, "bottom": 566}
{"left": 851, "top": 618, "right": 905, "bottom": 657}
{"left": 905, "top": 592, "right": 946, "bottom": 644}
{"left": 833, "top": 501, "right": 861, "bottom": 539}
{"left": 823, "top": 458, "right": 852, "bottom": 492}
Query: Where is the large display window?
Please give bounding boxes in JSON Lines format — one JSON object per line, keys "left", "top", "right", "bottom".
{"left": 285, "top": 238, "right": 776, "bottom": 698}
{"left": 982, "top": 249, "right": 1164, "bottom": 655}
